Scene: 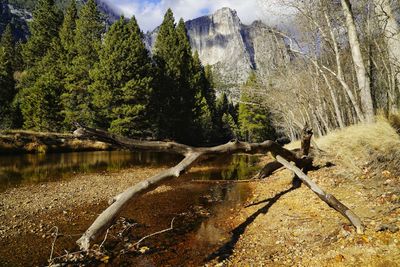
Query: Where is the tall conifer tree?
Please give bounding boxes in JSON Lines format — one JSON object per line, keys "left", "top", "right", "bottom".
{"left": 22, "top": 0, "right": 62, "bottom": 68}
{"left": 238, "top": 72, "right": 276, "bottom": 142}
{"left": 152, "top": 9, "right": 179, "bottom": 140}
{"left": 153, "top": 10, "right": 200, "bottom": 143}
{"left": 90, "top": 16, "right": 154, "bottom": 137}
{"left": 0, "top": 25, "right": 14, "bottom": 71}
{"left": 175, "top": 18, "right": 198, "bottom": 141}
{"left": 0, "top": 42, "right": 15, "bottom": 128}
{"left": 59, "top": 0, "right": 78, "bottom": 62}
{"left": 192, "top": 51, "right": 217, "bottom": 142}
{"left": 18, "top": 38, "right": 65, "bottom": 131}
{"left": 62, "top": 0, "right": 103, "bottom": 127}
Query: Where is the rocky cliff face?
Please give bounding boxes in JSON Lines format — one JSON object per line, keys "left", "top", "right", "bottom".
{"left": 145, "top": 7, "right": 291, "bottom": 94}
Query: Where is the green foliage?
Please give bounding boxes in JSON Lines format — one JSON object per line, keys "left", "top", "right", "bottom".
{"left": 192, "top": 51, "right": 219, "bottom": 143}
{"left": 17, "top": 38, "right": 64, "bottom": 131}
{"left": 0, "top": 25, "right": 17, "bottom": 128}
{"left": 152, "top": 10, "right": 200, "bottom": 143}
{"left": 22, "top": 0, "right": 62, "bottom": 68}
{"left": 62, "top": 0, "right": 103, "bottom": 127}
{"left": 0, "top": 47, "right": 15, "bottom": 128}
{"left": 0, "top": 25, "right": 13, "bottom": 74}
{"left": 90, "top": 16, "right": 154, "bottom": 137}
{"left": 59, "top": 0, "right": 77, "bottom": 60}
{"left": 215, "top": 93, "right": 239, "bottom": 141}
{"left": 238, "top": 72, "right": 276, "bottom": 142}
{"left": 222, "top": 112, "right": 239, "bottom": 140}
{"left": 2, "top": 5, "right": 222, "bottom": 144}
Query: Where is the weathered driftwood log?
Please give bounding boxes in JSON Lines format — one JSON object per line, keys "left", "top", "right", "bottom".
{"left": 276, "top": 155, "right": 364, "bottom": 234}
{"left": 74, "top": 125, "right": 306, "bottom": 250}
{"left": 255, "top": 125, "right": 314, "bottom": 179}
{"left": 74, "top": 124, "right": 363, "bottom": 250}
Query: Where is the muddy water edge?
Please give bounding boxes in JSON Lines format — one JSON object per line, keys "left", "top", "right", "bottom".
{"left": 0, "top": 152, "right": 260, "bottom": 266}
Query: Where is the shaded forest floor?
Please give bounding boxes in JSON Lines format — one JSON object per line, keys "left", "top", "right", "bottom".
{"left": 0, "top": 120, "right": 400, "bottom": 266}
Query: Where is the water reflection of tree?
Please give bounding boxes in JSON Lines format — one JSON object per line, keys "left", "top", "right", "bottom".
{"left": 221, "top": 154, "right": 259, "bottom": 180}
{"left": 0, "top": 151, "right": 181, "bottom": 191}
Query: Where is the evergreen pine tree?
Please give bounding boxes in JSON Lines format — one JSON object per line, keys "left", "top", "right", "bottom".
{"left": 90, "top": 16, "right": 154, "bottom": 137}
{"left": 22, "top": 0, "right": 62, "bottom": 68}
{"left": 238, "top": 72, "right": 276, "bottom": 142}
{"left": 216, "top": 92, "right": 229, "bottom": 117}
{"left": 59, "top": 0, "right": 78, "bottom": 61}
{"left": 215, "top": 92, "right": 241, "bottom": 142}
{"left": 0, "top": 24, "right": 16, "bottom": 128}
{"left": 153, "top": 10, "right": 200, "bottom": 143}
{"left": 62, "top": 0, "right": 103, "bottom": 127}
{"left": 0, "top": 46, "right": 15, "bottom": 128}
{"left": 175, "top": 18, "right": 199, "bottom": 142}
{"left": 0, "top": 24, "right": 14, "bottom": 75}
{"left": 152, "top": 9, "right": 180, "bottom": 140}
{"left": 222, "top": 112, "right": 239, "bottom": 140}
{"left": 192, "top": 51, "right": 217, "bottom": 143}
{"left": 17, "top": 38, "right": 65, "bottom": 131}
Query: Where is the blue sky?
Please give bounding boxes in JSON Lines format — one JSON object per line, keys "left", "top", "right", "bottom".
{"left": 103, "top": 0, "right": 294, "bottom": 32}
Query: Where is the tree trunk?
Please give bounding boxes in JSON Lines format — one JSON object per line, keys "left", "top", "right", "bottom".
{"left": 275, "top": 155, "right": 364, "bottom": 234}
{"left": 323, "top": 9, "right": 364, "bottom": 124}
{"left": 74, "top": 124, "right": 363, "bottom": 251}
{"left": 73, "top": 124, "right": 308, "bottom": 250}
{"left": 341, "top": 0, "right": 375, "bottom": 123}
{"left": 374, "top": 0, "right": 400, "bottom": 113}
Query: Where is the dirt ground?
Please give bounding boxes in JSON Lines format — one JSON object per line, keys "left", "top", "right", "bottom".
{"left": 207, "top": 155, "right": 400, "bottom": 266}
{"left": 0, "top": 151, "right": 399, "bottom": 266}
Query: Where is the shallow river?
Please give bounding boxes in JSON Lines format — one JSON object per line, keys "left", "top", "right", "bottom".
{"left": 0, "top": 150, "right": 259, "bottom": 191}
{"left": 0, "top": 150, "right": 261, "bottom": 266}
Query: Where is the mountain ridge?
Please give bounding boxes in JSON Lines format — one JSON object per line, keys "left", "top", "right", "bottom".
{"left": 1, "top": 3, "right": 291, "bottom": 94}
{"left": 145, "top": 7, "right": 291, "bottom": 95}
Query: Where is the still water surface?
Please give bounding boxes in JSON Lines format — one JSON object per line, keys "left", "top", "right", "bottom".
{"left": 0, "top": 151, "right": 260, "bottom": 191}
{"left": 0, "top": 150, "right": 262, "bottom": 265}
{"left": 0, "top": 151, "right": 182, "bottom": 191}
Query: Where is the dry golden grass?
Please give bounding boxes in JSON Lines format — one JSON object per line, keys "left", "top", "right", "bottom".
{"left": 315, "top": 117, "right": 400, "bottom": 176}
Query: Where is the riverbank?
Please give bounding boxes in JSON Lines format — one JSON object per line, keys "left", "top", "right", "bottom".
{"left": 0, "top": 166, "right": 165, "bottom": 266}
{"left": 1, "top": 120, "right": 399, "bottom": 266}
{"left": 0, "top": 156, "right": 255, "bottom": 266}
{"left": 210, "top": 120, "right": 400, "bottom": 266}
{"left": 0, "top": 130, "right": 114, "bottom": 154}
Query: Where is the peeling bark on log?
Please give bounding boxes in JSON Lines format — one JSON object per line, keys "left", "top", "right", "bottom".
{"left": 276, "top": 155, "right": 364, "bottom": 234}
{"left": 74, "top": 125, "right": 306, "bottom": 250}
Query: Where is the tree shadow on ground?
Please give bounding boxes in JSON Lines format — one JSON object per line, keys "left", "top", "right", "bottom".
{"left": 206, "top": 178, "right": 301, "bottom": 262}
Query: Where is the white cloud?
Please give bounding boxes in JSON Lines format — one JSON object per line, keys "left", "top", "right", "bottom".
{"left": 105, "top": 0, "right": 295, "bottom": 32}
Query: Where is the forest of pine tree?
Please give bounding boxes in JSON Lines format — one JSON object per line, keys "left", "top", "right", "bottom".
{"left": 0, "top": 0, "right": 275, "bottom": 145}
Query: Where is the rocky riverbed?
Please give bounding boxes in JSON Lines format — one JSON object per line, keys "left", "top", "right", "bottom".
{"left": 0, "top": 151, "right": 399, "bottom": 266}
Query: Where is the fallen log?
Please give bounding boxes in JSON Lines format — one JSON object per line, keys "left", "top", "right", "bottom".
{"left": 74, "top": 124, "right": 363, "bottom": 250}
{"left": 276, "top": 155, "right": 364, "bottom": 234}
{"left": 255, "top": 125, "right": 314, "bottom": 179}
{"left": 74, "top": 125, "right": 306, "bottom": 250}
